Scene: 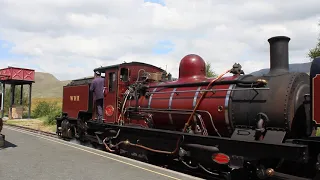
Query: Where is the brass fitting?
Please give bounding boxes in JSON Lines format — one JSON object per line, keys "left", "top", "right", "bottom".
{"left": 257, "top": 79, "right": 268, "bottom": 84}
{"left": 124, "top": 140, "right": 130, "bottom": 145}
{"left": 266, "top": 168, "right": 275, "bottom": 177}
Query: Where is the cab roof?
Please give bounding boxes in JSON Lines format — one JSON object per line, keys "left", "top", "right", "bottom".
{"left": 93, "top": 61, "right": 164, "bottom": 73}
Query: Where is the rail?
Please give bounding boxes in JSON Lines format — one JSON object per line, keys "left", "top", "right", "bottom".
{"left": 3, "top": 123, "right": 57, "bottom": 138}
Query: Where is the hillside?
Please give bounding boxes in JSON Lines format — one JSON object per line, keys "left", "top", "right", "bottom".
{"left": 31, "top": 72, "right": 71, "bottom": 98}
{"left": 250, "top": 62, "right": 311, "bottom": 76}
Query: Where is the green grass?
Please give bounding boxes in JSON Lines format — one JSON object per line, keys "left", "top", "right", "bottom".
{"left": 4, "top": 99, "right": 62, "bottom": 133}
{"left": 5, "top": 118, "right": 56, "bottom": 133}
{"left": 32, "top": 97, "right": 62, "bottom": 111}
{"left": 32, "top": 100, "right": 61, "bottom": 125}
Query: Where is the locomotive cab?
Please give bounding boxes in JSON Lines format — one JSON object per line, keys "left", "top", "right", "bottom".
{"left": 91, "top": 62, "right": 167, "bottom": 124}
{"left": 102, "top": 66, "right": 130, "bottom": 123}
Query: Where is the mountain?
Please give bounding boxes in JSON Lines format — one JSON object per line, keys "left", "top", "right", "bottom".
{"left": 31, "top": 72, "right": 71, "bottom": 98}
{"left": 250, "top": 62, "right": 312, "bottom": 76}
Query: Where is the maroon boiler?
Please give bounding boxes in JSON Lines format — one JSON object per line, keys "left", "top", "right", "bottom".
{"left": 126, "top": 54, "right": 239, "bottom": 137}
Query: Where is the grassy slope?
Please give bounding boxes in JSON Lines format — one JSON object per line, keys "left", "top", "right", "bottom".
{"left": 11, "top": 72, "right": 67, "bottom": 114}
{"left": 30, "top": 72, "right": 70, "bottom": 111}
{"left": 31, "top": 72, "right": 71, "bottom": 98}
{"left": 31, "top": 97, "right": 62, "bottom": 111}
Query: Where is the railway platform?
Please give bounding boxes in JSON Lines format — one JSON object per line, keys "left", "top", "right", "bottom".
{"left": 0, "top": 126, "right": 202, "bottom": 180}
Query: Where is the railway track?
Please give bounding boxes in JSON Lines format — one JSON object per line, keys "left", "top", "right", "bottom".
{"left": 4, "top": 124, "right": 57, "bottom": 137}
{"left": 3, "top": 123, "right": 219, "bottom": 180}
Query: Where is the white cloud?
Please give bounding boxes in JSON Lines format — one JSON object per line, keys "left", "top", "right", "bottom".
{"left": 0, "top": 0, "right": 319, "bottom": 80}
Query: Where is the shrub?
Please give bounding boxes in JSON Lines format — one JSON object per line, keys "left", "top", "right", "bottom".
{"left": 32, "top": 101, "right": 61, "bottom": 125}
{"left": 43, "top": 108, "right": 61, "bottom": 125}
{"left": 317, "top": 128, "right": 320, "bottom": 136}
{"left": 22, "top": 111, "right": 35, "bottom": 119}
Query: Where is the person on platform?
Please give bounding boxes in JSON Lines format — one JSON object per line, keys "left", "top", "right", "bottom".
{"left": 90, "top": 71, "right": 105, "bottom": 123}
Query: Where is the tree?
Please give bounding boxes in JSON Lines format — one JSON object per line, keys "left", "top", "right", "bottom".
{"left": 307, "top": 22, "right": 320, "bottom": 60}
{"left": 205, "top": 61, "right": 217, "bottom": 78}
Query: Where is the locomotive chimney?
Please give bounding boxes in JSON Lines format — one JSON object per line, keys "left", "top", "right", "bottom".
{"left": 268, "top": 36, "right": 290, "bottom": 74}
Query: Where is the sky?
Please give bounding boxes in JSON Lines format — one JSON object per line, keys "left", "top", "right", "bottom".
{"left": 0, "top": 0, "right": 319, "bottom": 81}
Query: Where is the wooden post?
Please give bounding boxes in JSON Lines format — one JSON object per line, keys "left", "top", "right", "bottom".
{"left": 11, "top": 84, "right": 15, "bottom": 105}
{"left": 1, "top": 83, "right": 5, "bottom": 118}
{"left": 9, "top": 84, "right": 15, "bottom": 119}
{"left": 28, "top": 84, "right": 32, "bottom": 119}
{"left": 20, "top": 85, "right": 23, "bottom": 105}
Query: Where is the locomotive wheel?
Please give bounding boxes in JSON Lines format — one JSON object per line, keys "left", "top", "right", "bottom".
{"left": 61, "top": 119, "right": 74, "bottom": 139}
{"left": 287, "top": 73, "right": 310, "bottom": 139}
{"left": 90, "top": 142, "right": 99, "bottom": 148}
{"left": 75, "top": 120, "right": 87, "bottom": 141}
{"left": 147, "top": 152, "right": 171, "bottom": 166}
{"left": 290, "top": 104, "right": 308, "bottom": 138}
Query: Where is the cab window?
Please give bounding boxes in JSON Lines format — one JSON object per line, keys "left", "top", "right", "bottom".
{"left": 108, "top": 72, "right": 116, "bottom": 92}
{"left": 120, "top": 68, "right": 129, "bottom": 82}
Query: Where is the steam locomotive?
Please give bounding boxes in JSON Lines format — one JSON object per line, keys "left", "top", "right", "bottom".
{"left": 56, "top": 36, "right": 320, "bottom": 180}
